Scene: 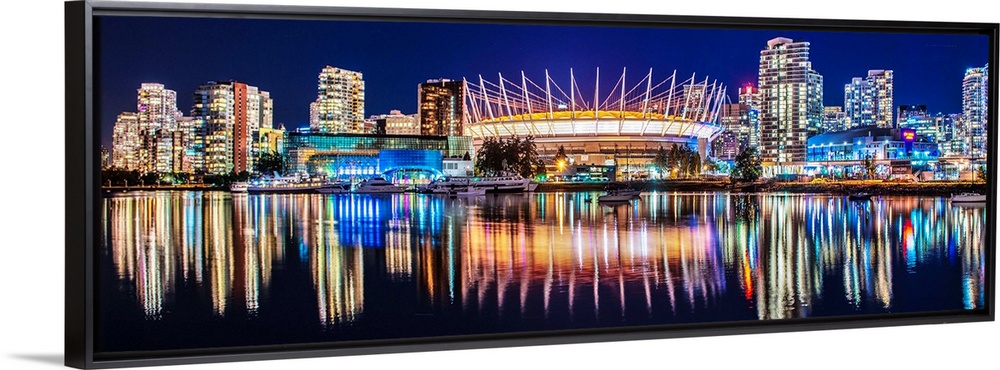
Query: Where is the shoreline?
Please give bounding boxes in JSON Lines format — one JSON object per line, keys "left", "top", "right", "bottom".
{"left": 102, "top": 181, "right": 987, "bottom": 196}
{"left": 538, "top": 180, "right": 986, "bottom": 196}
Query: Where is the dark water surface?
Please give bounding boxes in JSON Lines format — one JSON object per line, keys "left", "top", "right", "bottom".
{"left": 98, "top": 191, "right": 987, "bottom": 353}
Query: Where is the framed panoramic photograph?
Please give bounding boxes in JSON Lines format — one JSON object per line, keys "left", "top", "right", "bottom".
{"left": 65, "top": 0, "right": 997, "bottom": 368}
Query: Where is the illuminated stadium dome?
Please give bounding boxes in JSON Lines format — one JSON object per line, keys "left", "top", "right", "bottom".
{"left": 464, "top": 68, "right": 727, "bottom": 178}
{"left": 465, "top": 69, "right": 726, "bottom": 176}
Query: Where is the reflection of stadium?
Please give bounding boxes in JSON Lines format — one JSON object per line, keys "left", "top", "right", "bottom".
{"left": 465, "top": 69, "right": 726, "bottom": 178}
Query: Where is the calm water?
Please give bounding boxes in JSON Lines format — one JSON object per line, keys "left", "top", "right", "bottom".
{"left": 98, "top": 191, "right": 987, "bottom": 353}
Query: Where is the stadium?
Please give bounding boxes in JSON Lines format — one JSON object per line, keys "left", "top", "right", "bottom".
{"left": 464, "top": 68, "right": 726, "bottom": 179}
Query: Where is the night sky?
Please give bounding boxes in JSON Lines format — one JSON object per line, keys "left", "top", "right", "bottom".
{"left": 96, "top": 16, "right": 989, "bottom": 148}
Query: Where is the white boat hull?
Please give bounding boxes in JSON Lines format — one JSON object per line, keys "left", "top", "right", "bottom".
{"left": 951, "top": 194, "right": 986, "bottom": 203}
{"left": 355, "top": 189, "right": 406, "bottom": 194}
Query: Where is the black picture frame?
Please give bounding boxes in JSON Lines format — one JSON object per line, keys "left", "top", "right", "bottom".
{"left": 65, "top": 1, "right": 998, "bottom": 368}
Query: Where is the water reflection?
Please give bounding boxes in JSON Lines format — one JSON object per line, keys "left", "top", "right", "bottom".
{"left": 102, "top": 191, "right": 986, "bottom": 342}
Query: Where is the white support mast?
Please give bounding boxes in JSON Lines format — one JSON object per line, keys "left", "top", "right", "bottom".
{"left": 570, "top": 68, "right": 577, "bottom": 136}
{"left": 521, "top": 71, "right": 540, "bottom": 136}
{"left": 698, "top": 79, "right": 716, "bottom": 123}
{"left": 618, "top": 67, "right": 626, "bottom": 135}
{"left": 661, "top": 70, "right": 679, "bottom": 136}
{"left": 497, "top": 72, "right": 518, "bottom": 137}
{"left": 545, "top": 69, "right": 554, "bottom": 136}
{"left": 640, "top": 68, "right": 653, "bottom": 136}
{"left": 480, "top": 74, "right": 508, "bottom": 137}
{"left": 678, "top": 76, "right": 709, "bottom": 137}
{"left": 681, "top": 72, "right": 697, "bottom": 122}
{"left": 594, "top": 67, "right": 600, "bottom": 137}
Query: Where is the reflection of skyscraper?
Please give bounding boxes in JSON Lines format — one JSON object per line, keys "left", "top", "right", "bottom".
{"left": 844, "top": 70, "right": 894, "bottom": 128}
{"left": 758, "top": 37, "right": 824, "bottom": 170}
{"left": 192, "top": 81, "right": 273, "bottom": 174}
{"left": 314, "top": 66, "right": 365, "bottom": 134}
{"left": 418, "top": 79, "right": 466, "bottom": 136}
{"left": 962, "top": 64, "right": 988, "bottom": 158}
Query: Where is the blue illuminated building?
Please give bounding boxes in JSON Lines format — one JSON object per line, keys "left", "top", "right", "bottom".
{"left": 284, "top": 132, "right": 474, "bottom": 183}
{"left": 806, "top": 126, "right": 939, "bottom": 162}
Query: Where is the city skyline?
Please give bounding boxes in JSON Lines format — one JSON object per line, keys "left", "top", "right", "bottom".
{"left": 97, "top": 16, "right": 989, "bottom": 149}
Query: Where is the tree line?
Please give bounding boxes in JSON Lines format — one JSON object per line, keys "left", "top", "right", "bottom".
{"left": 474, "top": 136, "right": 545, "bottom": 178}
{"left": 102, "top": 150, "right": 287, "bottom": 187}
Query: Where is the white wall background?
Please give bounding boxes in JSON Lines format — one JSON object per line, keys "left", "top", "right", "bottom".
{"left": 1, "top": 0, "right": 995, "bottom": 369}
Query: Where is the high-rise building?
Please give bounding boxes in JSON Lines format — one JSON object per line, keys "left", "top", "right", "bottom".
{"left": 844, "top": 70, "right": 894, "bottom": 129}
{"left": 738, "top": 85, "right": 762, "bottom": 148}
{"left": 373, "top": 110, "right": 420, "bottom": 136}
{"left": 192, "top": 81, "right": 273, "bottom": 174}
{"left": 418, "top": 79, "right": 466, "bottom": 136}
{"left": 897, "top": 104, "right": 927, "bottom": 126}
{"left": 111, "top": 112, "right": 140, "bottom": 170}
{"left": 713, "top": 103, "right": 743, "bottom": 160}
{"left": 823, "top": 106, "right": 849, "bottom": 132}
{"left": 934, "top": 113, "right": 959, "bottom": 144}
{"left": 101, "top": 146, "right": 110, "bottom": 169}
{"left": 259, "top": 124, "right": 286, "bottom": 155}
{"left": 175, "top": 116, "right": 205, "bottom": 174}
{"left": 962, "top": 64, "right": 988, "bottom": 158}
{"left": 314, "top": 66, "right": 365, "bottom": 134}
{"left": 309, "top": 100, "right": 320, "bottom": 129}
{"left": 682, "top": 84, "right": 708, "bottom": 120}
{"left": 135, "top": 83, "right": 178, "bottom": 173}
{"left": 758, "top": 37, "right": 824, "bottom": 170}
{"left": 896, "top": 105, "right": 937, "bottom": 143}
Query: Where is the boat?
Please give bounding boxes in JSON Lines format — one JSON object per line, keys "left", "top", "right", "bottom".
{"left": 951, "top": 193, "right": 986, "bottom": 203}
{"left": 847, "top": 192, "right": 872, "bottom": 201}
{"left": 230, "top": 182, "right": 249, "bottom": 193}
{"left": 419, "top": 177, "right": 472, "bottom": 194}
{"left": 315, "top": 181, "right": 352, "bottom": 194}
{"left": 527, "top": 182, "right": 540, "bottom": 192}
{"left": 604, "top": 182, "right": 641, "bottom": 198}
{"left": 471, "top": 175, "right": 532, "bottom": 193}
{"left": 245, "top": 174, "right": 338, "bottom": 194}
{"left": 450, "top": 186, "right": 486, "bottom": 197}
{"left": 354, "top": 177, "right": 407, "bottom": 193}
{"left": 422, "top": 175, "right": 531, "bottom": 193}
{"left": 597, "top": 185, "right": 636, "bottom": 203}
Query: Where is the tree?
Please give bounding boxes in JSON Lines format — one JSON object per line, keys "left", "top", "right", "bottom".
{"left": 475, "top": 136, "right": 545, "bottom": 178}
{"left": 703, "top": 158, "right": 721, "bottom": 173}
{"left": 862, "top": 154, "right": 877, "bottom": 179}
{"left": 475, "top": 137, "right": 502, "bottom": 176}
{"left": 677, "top": 146, "right": 692, "bottom": 178}
{"left": 140, "top": 172, "right": 159, "bottom": 186}
{"left": 976, "top": 165, "right": 987, "bottom": 183}
{"left": 553, "top": 145, "right": 569, "bottom": 171}
{"left": 653, "top": 146, "right": 669, "bottom": 179}
{"left": 666, "top": 144, "right": 680, "bottom": 178}
{"left": 730, "top": 147, "right": 762, "bottom": 184}
{"left": 688, "top": 153, "right": 702, "bottom": 178}
{"left": 254, "top": 150, "right": 286, "bottom": 175}
{"left": 514, "top": 135, "right": 545, "bottom": 178}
